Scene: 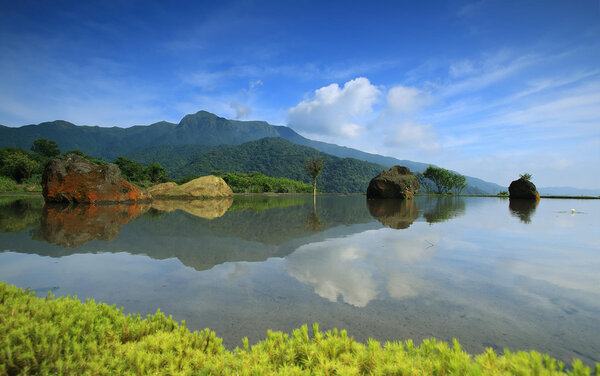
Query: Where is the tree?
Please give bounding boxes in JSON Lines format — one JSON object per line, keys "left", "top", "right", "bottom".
{"left": 304, "top": 158, "right": 323, "bottom": 198}
{"left": 422, "top": 166, "right": 468, "bottom": 195}
{"left": 115, "top": 157, "right": 145, "bottom": 182}
{"left": 31, "top": 139, "right": 60, "bottom": 158}
{"left": 0, "top": 152, "right": 40, "bottom": 182}
{"left": 519, "top": 172, "right": 532, "bottom": 181}
{"left": 145, "top": 163, "right": 169, "bottom": 184}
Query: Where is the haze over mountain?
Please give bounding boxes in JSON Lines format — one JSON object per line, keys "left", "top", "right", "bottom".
{"left": 0, "top": 110, "right": 503, "bottom": 194}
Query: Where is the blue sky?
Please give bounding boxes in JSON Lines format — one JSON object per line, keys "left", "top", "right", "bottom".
{"left": 1, "top": 0, "right": 599, "bottom": 188}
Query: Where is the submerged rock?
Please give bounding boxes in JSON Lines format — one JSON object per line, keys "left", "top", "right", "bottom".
{"left": 42, "top": 154, "right": 151, "bottom": 203}
{"left": 366, "top": 165, "right": 419, "bottom": 199}
{"left": 148, "top": 176, "right": 233, "bottom": 199}
{"left": 508, "top": 178, "right": 540, "bottom": 200}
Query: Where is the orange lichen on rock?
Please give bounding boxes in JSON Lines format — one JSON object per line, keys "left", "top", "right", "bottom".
{"left": 42, "top": 154, "right": 151, "bottom": 204}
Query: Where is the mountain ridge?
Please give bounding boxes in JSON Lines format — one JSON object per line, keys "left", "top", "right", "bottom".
{"left": 0, "top": 110, "right": 507, "bottom": 194}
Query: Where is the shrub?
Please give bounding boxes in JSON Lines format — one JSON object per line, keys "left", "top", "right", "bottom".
{"left": 1, "top": 282, "right": 597, "bottom": 375}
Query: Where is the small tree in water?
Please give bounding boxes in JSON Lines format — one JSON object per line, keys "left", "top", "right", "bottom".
{"left": 304, "top": 158, "right": 323, "bottom": 198}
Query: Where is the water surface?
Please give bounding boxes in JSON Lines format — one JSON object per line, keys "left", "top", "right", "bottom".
{"left": 0, "top": 195, "right": 598, "bottom": 366}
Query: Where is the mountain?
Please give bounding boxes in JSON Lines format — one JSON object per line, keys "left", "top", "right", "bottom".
{"left": 538, "top": 187, "right": 600, "bottom": 197}
{"left": 0, "top": 110, "right": 504, "bottom": 194}
{"left": 129, "top": 138, "right": 385, "bottom": 193}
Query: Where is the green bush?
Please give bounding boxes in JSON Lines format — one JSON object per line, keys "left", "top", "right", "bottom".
{"left": 220, "top": 172, "right": 313, "bottom": 194}
{"left": 1, "top": 282, "right": 596, "bottom": 375}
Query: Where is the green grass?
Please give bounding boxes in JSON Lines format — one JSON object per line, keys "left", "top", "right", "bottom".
{"left": 1, "top": 282, "right": 597, "bottom": 375}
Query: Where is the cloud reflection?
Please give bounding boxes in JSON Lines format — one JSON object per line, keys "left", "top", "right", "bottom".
{"left": 285, "top": 226, "right": 441, "bottom": 307}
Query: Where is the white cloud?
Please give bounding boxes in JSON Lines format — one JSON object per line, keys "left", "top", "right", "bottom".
{"left": 230, "top": 101, "right": 252, "bottom": 119}
{"left": 386, "top": 85, "right": 432, "bottom": 114}
{"left": 286, "top": 77, "right": 380, "bottom": 138}
{"left": 384, "top": 121, "right": 441, "bottom": 152}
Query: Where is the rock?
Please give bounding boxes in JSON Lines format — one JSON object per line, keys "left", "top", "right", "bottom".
{"left": 42, "top": 154, "right": 151, "bottom": 203}
{"left": 40, "top": 202, "right": 150, "bottom": 248}
{"left": 367, "top": 199, "right": 419, "bottom": 229}
{"left": 508, "top": 178, "right": 540, "bottom": 200}
{"left": 366, "top": 165, "right": 419, "bottom": 199}
{"left": 147, "top": 182, "right": 178, "bottom": 196}
{"left": 151, "top": 198, "right": 233, "bottom": 219}
{"left": 148, "top": 175, "right": 233, "bottom": 199}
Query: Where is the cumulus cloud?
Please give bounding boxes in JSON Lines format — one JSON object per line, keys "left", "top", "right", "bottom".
{"left": 286, "top": 77, "right": 380, "bottom": 138}
{"left": 230, "top": 101, "right": 252, "bottom": 119}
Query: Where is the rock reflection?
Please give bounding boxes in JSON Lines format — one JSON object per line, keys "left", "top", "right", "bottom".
{"left": 286, "top": 227, "right": 440, "bottom": 307}
{"left": 509, "top": 199, "right": 539, "bottom": 223}
{"left": 151, "top": 198, "right": 233, "bottom": 219}
{"left": 367, "top": 199, "right": 418, "bottom": 229}
{"left": 40, "top": 203, "right": 150, "bottom": 247}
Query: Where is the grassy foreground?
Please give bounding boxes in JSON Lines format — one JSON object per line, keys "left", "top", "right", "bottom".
{"left": 1, "top": 282, "right": 597, "bottom": 375}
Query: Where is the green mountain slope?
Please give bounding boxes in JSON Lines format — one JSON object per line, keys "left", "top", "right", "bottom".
{"left": 130, "top": 138, "right": 385, "bottom": 193}
{"left": 0, "top": 110, "right": 505, "bottom": 193}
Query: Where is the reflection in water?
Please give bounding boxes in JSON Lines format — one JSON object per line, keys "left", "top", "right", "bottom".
{"left": 367, "top": 199, "right": 418, "bottom": 229}
{"left": 38, "top": 203, "right": 150, "bottom": 247}
{"left": 304, "top": 201, "right": 323, "bottom": 232}
{"left": 420, "top": 196, "right": 466, "bottom": 223}
{"left": 286, "top": 227, "right": 440, "bottom": 307}
{"left": 509, "top": 199, "right": 539, "bottom": 223}
{"left": 0, "top": 198, "right": 43, "bottom": 233}
{"left": 151, "top": 198, "right": 233, "bottom": 219}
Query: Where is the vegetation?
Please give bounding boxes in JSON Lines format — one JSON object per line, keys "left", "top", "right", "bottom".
{"left": 520, "top": 172, "right": 533, "bottom": 181}
{"left": 216, "top": 171, "right": 313, "bottom": 193}
{"left": 497, "top": 191, "right": 509, "bottom": 197}
{"left": 304, "top": 158, "right": 323, "bottom": 197}
{"left": 113, "top": 157, "right": 169, "bottom": 187}
{"left": 133, "top": 138, "right": 384, "bottom": 193}
{"left": 31, "top": 139, "right": 60, "bottom": 158}
{"left": 1, "top": 282, "right": 596, "bottom": 375}
{"left": 417, "top": 166, "right": 468, "bottom": 195}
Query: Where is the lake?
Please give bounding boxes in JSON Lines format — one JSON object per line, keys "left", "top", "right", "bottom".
{"left": 0, "top": 195, "right": 598, "bottom": 366}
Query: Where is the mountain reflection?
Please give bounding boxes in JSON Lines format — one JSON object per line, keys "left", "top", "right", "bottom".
{"left": 509, "top": 199, "right": 539, "bottom": 223}
{"left": 285, "top": 226, "right": 440, "bottom": 307}
{"left": 367, "top": 199, "right": 418, "bottom": 229}
{"left": 38, "top": 203, "right": 151, "bottom": 247}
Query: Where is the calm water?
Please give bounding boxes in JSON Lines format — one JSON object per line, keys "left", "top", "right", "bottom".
{"left": 1, "top": 195, "right": 598, "bottom": 366}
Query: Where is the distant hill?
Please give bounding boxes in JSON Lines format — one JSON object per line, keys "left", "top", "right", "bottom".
{"left": 129, "top": 138, "right": 385, "bottom": 193}
{"left": 538, "top": 187, "right": 600, "bottom": 197}
{"left": 0, "top": 110, "right": 504, "bottom": 194}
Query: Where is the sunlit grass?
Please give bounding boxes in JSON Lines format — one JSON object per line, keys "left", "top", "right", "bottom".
{"left": 1, "top": 282, "right": 597, "bottom": 375}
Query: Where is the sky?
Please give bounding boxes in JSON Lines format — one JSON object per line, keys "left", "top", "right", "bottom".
{"left": 1, "top": 0, "right": 599, "bottom": 188}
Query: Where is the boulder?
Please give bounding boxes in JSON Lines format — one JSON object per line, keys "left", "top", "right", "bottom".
{"left": 148, "top": 175, "right": 233, "bottom": 199}
{"left": 366, "top": 165, "right": 419, "bottom": 199}
{"left": 42, "top": 154, "right": 151, "bottom": 203}
{"left": 508, "top": 178, "right": 540, "bottom": 200}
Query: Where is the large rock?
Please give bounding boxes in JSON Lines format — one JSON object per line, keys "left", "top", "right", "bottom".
{"left": 508, "top": 178, "right": 540, "bottom": 200}
{"left": 148, "top": 176, "right": 233, "bottom": 199}
{"left": 42, "top": 154, "right": 151, "bottom": 203}
{"left": 366, "top": 165, "right": 419, "bottom": 199}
